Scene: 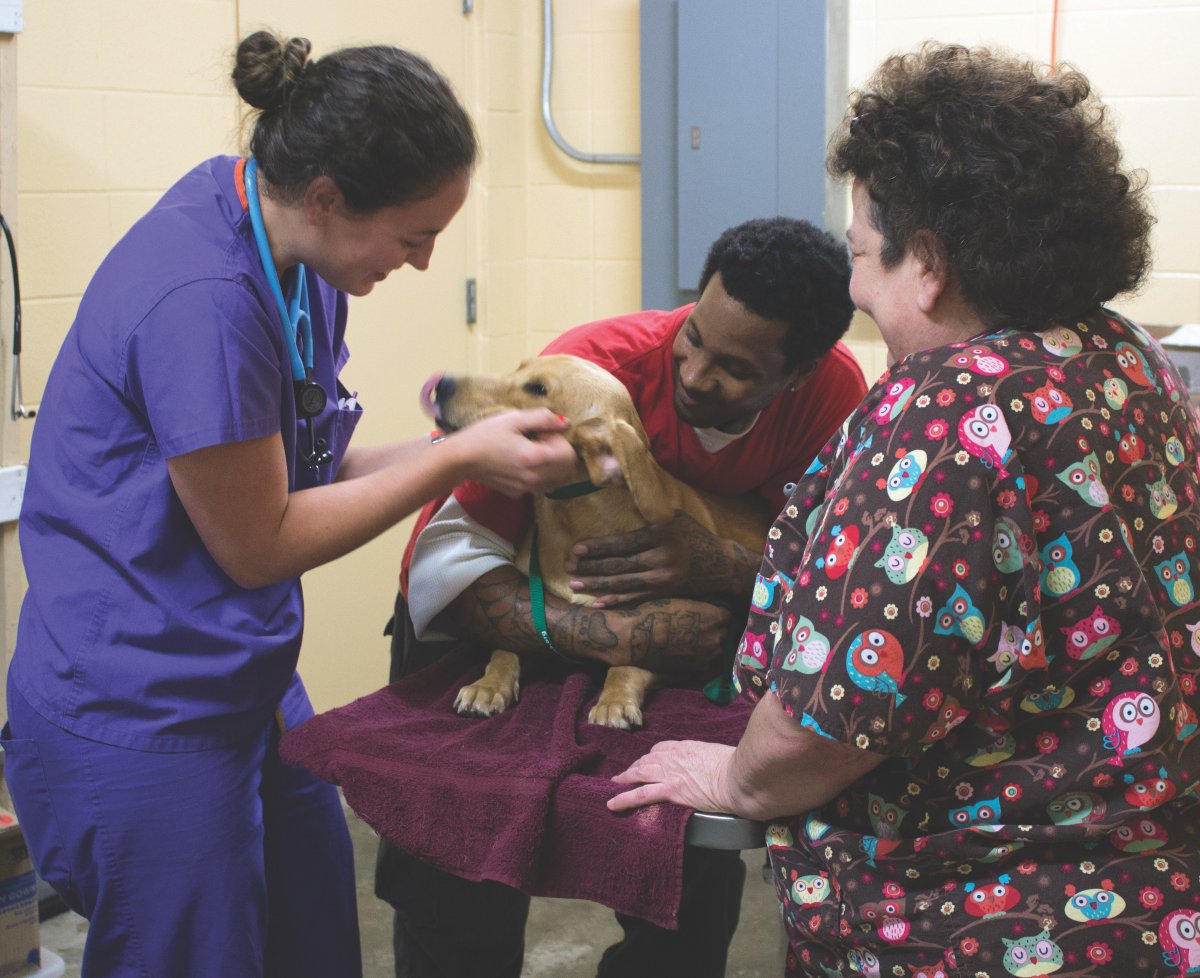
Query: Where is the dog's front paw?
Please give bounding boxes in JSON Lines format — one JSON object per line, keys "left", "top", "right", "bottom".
{"left": 587, "top": 697, "right": 644, "bottom": 730}
{"left": 454, "top": 677, "right": 519, "bottom": 718}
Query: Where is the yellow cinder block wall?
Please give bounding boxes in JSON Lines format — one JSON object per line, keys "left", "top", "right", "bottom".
{"left": 2, "top": 0, "right": 1198, "bottom": 713}
{"left": 842, "top": 0, "right": 1200, "bottom": 381}
{"left": 478, "top": 1, "right": 642, "bottom": 371}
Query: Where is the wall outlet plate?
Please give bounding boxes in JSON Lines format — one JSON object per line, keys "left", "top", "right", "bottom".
{"left": 0, "top": 465, "right": 27, "bottom": 523}
{"left": 0, "top": 0, "right": 22, "bottom": 34}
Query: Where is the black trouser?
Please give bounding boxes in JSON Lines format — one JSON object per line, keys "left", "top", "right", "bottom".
{"left": 373, "top": 592, "right": 747, "bottom": 978}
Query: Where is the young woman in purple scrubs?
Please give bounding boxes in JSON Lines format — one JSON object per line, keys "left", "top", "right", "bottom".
{"left": 0, "top": 30, "right": 575, "bottom": 978}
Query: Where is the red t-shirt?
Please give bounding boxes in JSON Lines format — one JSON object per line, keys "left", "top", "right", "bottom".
{"left": 400, "top": 305, "right": 866, "bottom": 594}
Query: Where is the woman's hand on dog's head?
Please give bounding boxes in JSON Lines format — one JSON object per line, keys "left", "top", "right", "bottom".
{"left": 446, "top": 408, "right": 580, "bottom": 497}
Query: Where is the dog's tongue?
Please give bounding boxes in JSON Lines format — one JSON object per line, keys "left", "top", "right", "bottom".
{"left": 419, "top": 373, "right": 443, "bottom": 421}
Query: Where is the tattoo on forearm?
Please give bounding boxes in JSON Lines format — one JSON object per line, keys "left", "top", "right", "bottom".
{"left": 689, "top": 532, "right": 729, "bottom": 592}
{"left": 444, "top": 571, "right": 620, "bottom": 663}
{"left": 440, "top": 560, "right": 731, "bottom": 672}
{"left": 678, "top": 514, "right": 758, "bottom": 600}
{"left": 627, "top": 606, "right": 702, "bottom": 669}
{"left": 566, "top": 609, "right": 619, "bottom": 654}
{"left": 695, "top": 538, "right": 758, "bottom": 601}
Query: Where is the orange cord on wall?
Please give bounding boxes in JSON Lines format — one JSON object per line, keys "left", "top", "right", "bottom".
{"left": 1050, "top": 0, "right": 1060, "bottom": 65}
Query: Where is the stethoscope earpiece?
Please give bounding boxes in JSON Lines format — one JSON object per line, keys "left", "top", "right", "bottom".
{"left": 302, "top": 428, "right": 334, "bottom": 468}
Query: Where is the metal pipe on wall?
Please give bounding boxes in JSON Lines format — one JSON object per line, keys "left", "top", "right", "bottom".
{"left": 540, "top": 0, "right": 640, "bottom": 165}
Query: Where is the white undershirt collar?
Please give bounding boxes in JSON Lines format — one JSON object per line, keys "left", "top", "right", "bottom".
{"left": 692, "top": 411, "right": 761, "bottom": 453}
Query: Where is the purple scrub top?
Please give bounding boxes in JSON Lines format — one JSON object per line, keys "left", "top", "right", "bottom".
{"left": 10, "top": 155, "right": 360, "bottom": 751}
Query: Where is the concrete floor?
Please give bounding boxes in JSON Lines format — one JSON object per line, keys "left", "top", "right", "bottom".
{"left": 39, "top": 802, "right": 788, "bottom": 977}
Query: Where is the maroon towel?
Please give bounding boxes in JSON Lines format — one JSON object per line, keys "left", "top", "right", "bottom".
{"left": 279, "top": 646, "right": 752, "bottom": 929}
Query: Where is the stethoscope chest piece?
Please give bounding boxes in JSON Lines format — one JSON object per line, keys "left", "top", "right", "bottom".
{"left": 295, "top": 378, "right": 327, "bottom": 420}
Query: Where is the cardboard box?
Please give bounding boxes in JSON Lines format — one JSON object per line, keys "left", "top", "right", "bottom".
{"left": 0, "top": 809, "right": 39, "bottom": 977}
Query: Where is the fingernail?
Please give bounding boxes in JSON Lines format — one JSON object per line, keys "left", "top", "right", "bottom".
{"left": 555, "top": 413, "right": 569, "bottom": 424}
{"left": 569, "top": 579, "right": 584, "bottom": 590}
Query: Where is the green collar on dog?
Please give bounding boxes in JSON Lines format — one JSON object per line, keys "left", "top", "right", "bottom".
{"left": 544, "top": 480, "right": 603, "bottom": 500}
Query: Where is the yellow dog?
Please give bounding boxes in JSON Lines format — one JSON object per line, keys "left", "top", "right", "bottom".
{"left": 430, "top": 354, "right": 768, "bottom": 728}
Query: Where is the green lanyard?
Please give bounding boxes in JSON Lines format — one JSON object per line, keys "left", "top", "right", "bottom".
{"left": 528, "top": 526, "right": 567, "bottom": 659}
{"left": 527, "top": 480, "right": 600, "bottom": 661}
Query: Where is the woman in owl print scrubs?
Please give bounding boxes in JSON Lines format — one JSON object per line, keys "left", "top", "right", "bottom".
{"left": 611, "top": 44, "right": 1200, "bottom": 978}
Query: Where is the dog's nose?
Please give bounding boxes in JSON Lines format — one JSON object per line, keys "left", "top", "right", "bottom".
{"left": 435, "top": 376, "right": 457, "bottom": 402}
{"left": 419, "top": 373, "right": 446, "bottom": 420}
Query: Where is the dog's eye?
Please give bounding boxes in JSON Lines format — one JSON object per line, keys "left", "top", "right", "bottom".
{"left": 522, "top": 381, "right": 548, "bottom": 397}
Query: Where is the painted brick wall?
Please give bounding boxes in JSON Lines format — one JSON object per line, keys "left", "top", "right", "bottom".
{"left": 845, "top": 0, "right": 1200, "bottom": 369}
{"left": 475, "top": 0, "right": 642, "bottom": 372}
{"left": 14, "top": 0, "right": 238, "bottom": 463}
{"left": 4, "top": 1, "right": 1196, "bottom": 707}
{"left": 474, "top": 1, "right": 1200, "bottom": 376}
{"left": 6, "top": 1, "right": 482, "bottom": 711}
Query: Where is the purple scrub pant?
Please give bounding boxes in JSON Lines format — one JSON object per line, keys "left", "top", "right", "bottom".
{"left": 1, "top": 686, "right": 361, "bottom": 978}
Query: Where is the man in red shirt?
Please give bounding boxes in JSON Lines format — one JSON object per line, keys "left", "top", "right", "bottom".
{"left": 378, "top": 217, "right": 867, "bottom": 978}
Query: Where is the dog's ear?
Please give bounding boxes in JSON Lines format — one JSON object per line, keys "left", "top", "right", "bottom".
{"left": 572, "top": 417, "right": 626, "bottom": 488}
{"left": 571, "top": 417, "right": 674, "bottom": 524}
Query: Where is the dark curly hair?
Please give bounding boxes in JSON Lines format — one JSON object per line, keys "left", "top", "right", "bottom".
{"left": 698, "top": 217, "right": 855, "bottom": 369}
{"left": 232, "top": 30, "right": 477, "bottom": 212}
{"left": 827, "top": 43, "right": 1153, "bottom": 331}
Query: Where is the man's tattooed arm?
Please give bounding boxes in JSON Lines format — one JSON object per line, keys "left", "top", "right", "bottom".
{"left": 430, "top": 564, "right": 730, "bottom": 675}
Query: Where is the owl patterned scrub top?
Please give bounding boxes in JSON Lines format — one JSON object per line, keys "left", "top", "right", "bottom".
{"left": 734, "top": 310, "right": 1200, "bottom": 978}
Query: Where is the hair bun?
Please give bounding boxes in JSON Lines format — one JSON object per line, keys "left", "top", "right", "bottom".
{"left": 232, "top": 30, "right": 313, "bottom": 112}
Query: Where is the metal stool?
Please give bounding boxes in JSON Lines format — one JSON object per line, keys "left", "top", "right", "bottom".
{"left": 686, "top": 811, "right": 786, "bottom": 969}
{"left": 685, "top": 811, "right": 766, "bottom": 850}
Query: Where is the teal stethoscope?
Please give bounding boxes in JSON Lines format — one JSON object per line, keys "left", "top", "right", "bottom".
{"left": 243, "top": 157, "right": 333, "bottom": 469}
